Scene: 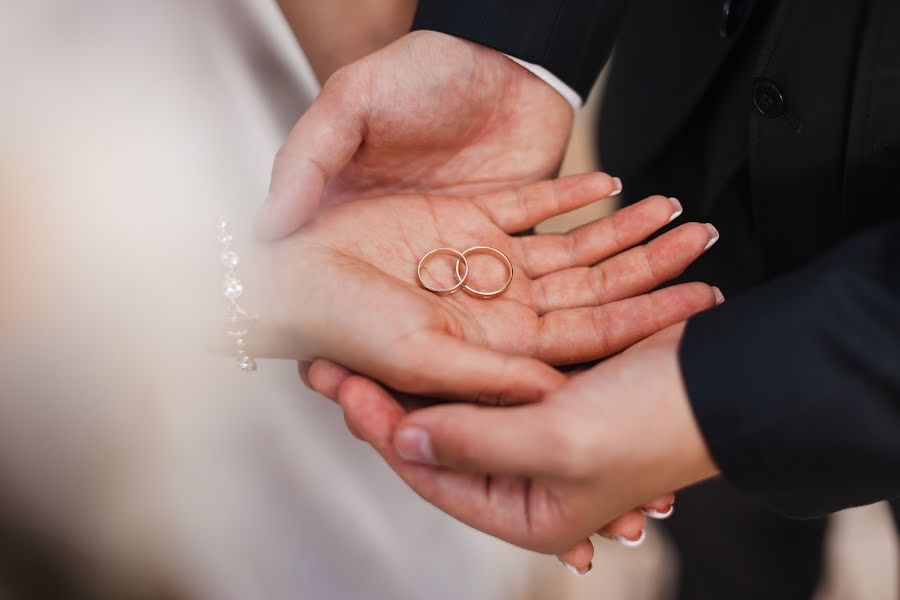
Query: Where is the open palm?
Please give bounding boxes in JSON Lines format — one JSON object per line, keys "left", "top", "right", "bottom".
{"left": 262, "top": 172, "right": 718, "bottom": 403}
{"left": 259, "top": 31, "right": 574, "bottom": 238}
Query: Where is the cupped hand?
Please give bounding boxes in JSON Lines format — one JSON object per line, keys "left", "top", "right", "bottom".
{"left": 256, "top": 30, "right": 574, "bottom": 239}
{"left": 334, "top": 324, "right": 720, "bottom": 572}
{"left": 254, "top": 173, "right": 721, "bottom": 403}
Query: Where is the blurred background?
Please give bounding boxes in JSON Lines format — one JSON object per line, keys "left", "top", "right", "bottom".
{"left": 0, "top": 1, "right": 896, "bottom": 599}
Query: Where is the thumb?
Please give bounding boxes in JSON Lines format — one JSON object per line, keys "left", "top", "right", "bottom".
{"left": 393, "top": 403, "right": 571, "bottom": 478}
{"left": 255, "top": 72, "right": 366, "bottom": 240}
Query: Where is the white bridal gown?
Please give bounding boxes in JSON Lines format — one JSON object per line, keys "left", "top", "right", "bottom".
{"left": 0, "top": 1, "right": 548, "bottom": 599}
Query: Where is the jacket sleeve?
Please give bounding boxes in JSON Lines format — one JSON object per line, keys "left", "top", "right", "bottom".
{"left": 412, "top": 0, "right": 627, "bottom": 100}
{"left": 680, "top": 222, "right": 900, "bottom": 517}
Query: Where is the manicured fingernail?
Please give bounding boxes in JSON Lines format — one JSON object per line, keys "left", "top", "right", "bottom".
{"left": 703, "top": 223, "right": 720, "bottom": 251}
{"left": 558, "top": 557, "right": 591, "bottom": 576}
{"left": 641, "top": 506, "right": 675, "bottom": 520}
{"left": 395, "top": 427, "right": 436, "bottom": 465}
{"left": 615, "top": 529, "right": 646, "bottom": 548}
{"left": 712, "top": 286, "right": 725, "bottom": 305}
{"left": 610, "top": 177, "right": 623, "bottom": 197}
{"left": 668, "top": 197, "right": 683, "bottom": 222}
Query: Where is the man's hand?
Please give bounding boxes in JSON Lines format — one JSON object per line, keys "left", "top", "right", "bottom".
{"left": 256, "top": 31, "right": 574, "bottom": 239}
{"left": 334, "top": 323, "right": 721, "bottom": 571}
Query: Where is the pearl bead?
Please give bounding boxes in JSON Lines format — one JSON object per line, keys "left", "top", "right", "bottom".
{"left": 221, "top": 250, "right": 240, "bottom": 269}
{"left": 223, "top": 278, "right": 243, "bottom": 299}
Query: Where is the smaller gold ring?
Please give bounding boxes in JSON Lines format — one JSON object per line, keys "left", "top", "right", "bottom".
{"left": 417, "top": 248, "right": 469, "bottom": 296}
{"left": 455, "top": 246, "right": 514, "bottom": 299}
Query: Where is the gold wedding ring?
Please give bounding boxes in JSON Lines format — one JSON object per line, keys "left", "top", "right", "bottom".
{"left": 417, "top": 247, "right": 470, "bottom": 295}
{"left": 418, "top": 245, "right": 514, "bottom": 299}
{"left": 454, "top": 246, "right": 514, "bottom": 299}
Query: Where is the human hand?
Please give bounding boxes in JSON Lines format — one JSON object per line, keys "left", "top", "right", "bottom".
{"left": 255, "top": 30, "right": 574, "bottom": 239}
{"left": 333, "top": 323, "right": 720, "bottom": 571}
{"left": 252, "top": 173, "right": 721, "bottom": 403}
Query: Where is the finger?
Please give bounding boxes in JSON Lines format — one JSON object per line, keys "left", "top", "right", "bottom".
{"left": 298, "top": 361, "right": 312, "bottom": 389}
{"left": 256, "top": 70, "right": 366, "bottom": 240}
{"left": 598, "top": 511, "right": 646, "bottom": 548}
{"left": 342, "top": 408, "right": 363, "bottom": 441}
{"left": 516, "top": 195, "right": 683, "bottom": 278}
{"left": 643, "top": 494, "right": 675, "bottom": 512}
{"left": 472, "top": 173, "right": 621, "bottom": 234}
{"left": 308, "top": 359, "right": 353, "bottom": 402}
{"left": 339, "top": 376, "right": 577, "bottom": 553}
{"left": 641, "top": 494, "right": 676, "bottom": 520}
{"left": 532, "top": 222, "right": 718, "bottom": 314}
{"left": 557, "top": 539, "right": 594, "bottom": 576}
{"left": 391, "top": 402, "right": 572, "bottom": 478}
{"left": 374, "top": 333, "right": 565, "bottom": 405}
{"left": 536, "top": 282, "right": 722, "bottom": 365}
{"left": 599, "top": 511, "right": 645, "bottom": 540}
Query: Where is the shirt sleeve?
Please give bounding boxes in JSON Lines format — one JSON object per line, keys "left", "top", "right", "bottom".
{"left": 679, "top": 222, "right": 900, "bottom": 517}
{"left": 412, "top": 0, "right": 627, "bottom": 101}
{"left": 502, "top": 55, "right": 583, "bottom": 112}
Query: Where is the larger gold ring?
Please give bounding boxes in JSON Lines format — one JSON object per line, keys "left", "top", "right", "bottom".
{"left": 454, "top": 246, "right": 514, "bottom": 299}
{"left": 417, "top": 248, "right": 469, "bottom": 295}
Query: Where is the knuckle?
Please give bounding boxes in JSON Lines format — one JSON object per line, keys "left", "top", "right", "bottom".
{"left": 589, "top": 265, "right": 611, "bottom": 302}
{"left": 638, "top": 244, "right": 664, "bottom": 280}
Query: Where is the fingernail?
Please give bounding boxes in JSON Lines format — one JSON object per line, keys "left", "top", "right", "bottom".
{"left": 641, "top": 506, "right": 675, "bottom": 520}
{"left": 668, "top": 197, "right": 683, "bottom": 223}
{"left": 395, "top": 427, "right": 436, "bottom": 465}
{"left": 558, "top": 557, "right": 592, "bottom": 576}
{"left": 703, "top": 223, "right": 720, "bottom": 251}
{"left": 613, "top": 529, "right": 646, "bottom": 548}
{"left": 712, "top": 286, "right": 725, "bottom": 305}
{"left": 610, "top": 177, "right": 623, "bottom": 197}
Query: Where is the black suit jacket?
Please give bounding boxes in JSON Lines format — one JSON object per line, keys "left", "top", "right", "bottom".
{"left": 413, "top": 0, "right": 900, "bottom": 517}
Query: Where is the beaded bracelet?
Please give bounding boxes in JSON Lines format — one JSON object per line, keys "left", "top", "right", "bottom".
{"left": 216, "top": 218, "right": 258, "bottom": 373}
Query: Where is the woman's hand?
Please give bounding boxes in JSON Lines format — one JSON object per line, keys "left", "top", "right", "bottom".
{"left": 252, "top": 173, "right": 721, "bottom": 403}
{"left": 333, "top": 324, "right": 720, "bottom": 572}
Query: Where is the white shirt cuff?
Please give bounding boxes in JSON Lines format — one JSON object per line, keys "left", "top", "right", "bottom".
{"left": 502, "top": 54, "right": 583, "bottom": 112}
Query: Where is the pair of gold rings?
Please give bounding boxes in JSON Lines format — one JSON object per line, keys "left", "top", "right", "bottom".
{"left": 417, "top": 246, "right": 514, "bottom": 299}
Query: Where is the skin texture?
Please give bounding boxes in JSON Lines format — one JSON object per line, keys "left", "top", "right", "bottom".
{"left": 255, "top": 25, "right": 722, "bottom": 570}
{"left": 256, "top": 31, "right": 574, "bottom": 239}
{"left": 253, "top": 173, "right": 721, "bottom": 404}
{"left": 334, "top": 324, "right": 721, "bottom": 573}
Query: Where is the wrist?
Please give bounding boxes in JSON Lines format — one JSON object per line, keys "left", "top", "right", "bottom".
{"left": 629, "top": 324, "right": 720, "bottom": 491}
{"left": 584, "top": 328, "right": 720, "bottom": 505}
{"left": 242, "top": 236, "right": 319, "bottom": 361}
{"left": 664, "top": 353, "right": 721, "bottom": 490}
